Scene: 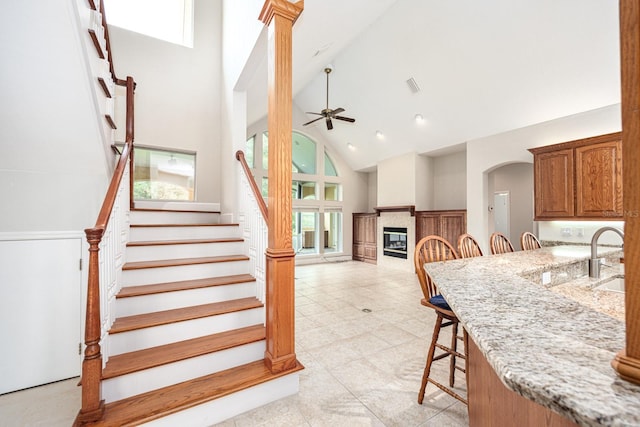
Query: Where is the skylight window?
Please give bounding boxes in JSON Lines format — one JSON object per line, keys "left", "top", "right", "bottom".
{"left": 103, "top": 0, "right": 194, "bottom": 47}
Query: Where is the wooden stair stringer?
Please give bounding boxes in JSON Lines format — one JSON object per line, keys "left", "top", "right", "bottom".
{"left": 87, "top": 360, "right": 304, "bottom": 427}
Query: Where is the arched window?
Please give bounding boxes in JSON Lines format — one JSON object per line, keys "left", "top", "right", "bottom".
{"left": 247, "top": 131, "right": 344, "bottom": 258}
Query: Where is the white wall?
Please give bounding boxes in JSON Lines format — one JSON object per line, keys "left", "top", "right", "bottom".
{"left": 490, "top": 162, "right": 534, "bottom": 248}
{"left": 108, "top": 0, "right": 222, "bottom": 203}
{"left": 466, "top": 104, "right": 621, "bottom": 252}
{"left": 432, "top": 151, "right": 466, "bottom": 210}
{"left": 220, "top": 0, "right": 268, "bottom": 219}
{"left": 0, "top": 0, "right": 111, "bottom": 232}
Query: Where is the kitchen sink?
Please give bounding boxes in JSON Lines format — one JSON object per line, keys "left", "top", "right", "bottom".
{"left": 595, "top": 277, "right": 625, "bottom": 293}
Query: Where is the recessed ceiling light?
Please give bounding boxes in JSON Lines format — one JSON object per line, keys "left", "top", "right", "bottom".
{"left": 415, "top": 114, "right": 424, "bottom": 123}
{"left": 347, "top": 143, "right": 356, "bottom": 151}
{"left": 375, "top": 130, "right": 384, "bottom": 139}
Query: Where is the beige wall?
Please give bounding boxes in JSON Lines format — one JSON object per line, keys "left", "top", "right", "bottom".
{"left": 377, "top": 152, "right": 434, "bottom": 210}
{"left": 432, "top": 151, "right": 467, "bottom": 210}
{"left": 490, "top": 162, "right": 534, "bottom": 249}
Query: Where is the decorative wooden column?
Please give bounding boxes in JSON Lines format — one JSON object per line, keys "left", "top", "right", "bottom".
{"left": 259, "top": 0, "right": 303, "bottom": 373}
{"left": 613, "top": 0, "right": 640, "bottom": 385}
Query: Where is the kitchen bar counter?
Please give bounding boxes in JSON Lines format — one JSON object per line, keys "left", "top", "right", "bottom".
{"left": 424, "top": 245, "right": 639, "bottom": 427}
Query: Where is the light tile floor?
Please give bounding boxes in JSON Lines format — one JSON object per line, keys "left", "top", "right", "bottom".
{"left": 0, "top": 261, "right": 468, "bottom": 427}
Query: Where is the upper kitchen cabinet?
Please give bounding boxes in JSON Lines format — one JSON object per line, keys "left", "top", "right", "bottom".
{"left": 529, "top": 132, "right": 622, "bottom": 220}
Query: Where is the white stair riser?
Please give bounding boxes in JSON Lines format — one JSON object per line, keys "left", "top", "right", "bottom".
{"left": 115, "top": 281, "right": 256, "bottom": 317}
{"left": 103, "top": 341, "right": 265, "bottom": 403}
{"left": 108, "top": 307, "right": 264, "bottom": 356}
{"left": 122, "top": 260, "right": 250, "bottom": 286}
{"left": 129, "top": 225, "right": 240, "bottom": 242}
{"left": 133, "top": 201, "right": 221, "bottom": 212}
{"left": 130, "top": 211, "right": 220, "bottom": 225}
{"left": 125, "top": 241, "right": 245, "bottom": 263}
{"left": 139, "top": 373, "right": 300, "bottom": 427}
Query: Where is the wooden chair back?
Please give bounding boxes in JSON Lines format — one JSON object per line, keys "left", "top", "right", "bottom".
{"left": 489, "top": 232, "right": 515, "bottom": 255}
{"left": 457, "top": 233, "right": 483, "bottom": 258}
{"left": 520, "top": 231, "right": 541, "bottom": 251}
{"left": 414, "top": 235, "right": 459, "bottom": 300}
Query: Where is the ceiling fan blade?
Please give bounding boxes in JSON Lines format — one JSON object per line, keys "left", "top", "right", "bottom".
{"left": 305, "top": 112, "right": 324, "bottom": 116}
{"left": 334, "top": 115, "right": 356, "bottom": 123}
{"left": 303, "top": 116, "right": 324, "bottom": 126}
{"left": 331, "top": 107, "right": 345, "bottom": 115}
{"left": 326, "top": 118, "right": 333, "bottom": 130}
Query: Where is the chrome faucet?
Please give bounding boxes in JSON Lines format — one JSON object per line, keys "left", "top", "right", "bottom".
{"left": 589, "top": 226, "right": 624, "bottom": 278}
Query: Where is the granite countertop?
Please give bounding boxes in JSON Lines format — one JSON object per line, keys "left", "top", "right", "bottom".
{"left": 424, "top": 245, "right": 639, "bottom": 427}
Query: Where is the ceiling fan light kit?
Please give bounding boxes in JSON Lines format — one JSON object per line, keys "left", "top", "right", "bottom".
{"left": 303, "top": 67, "right": 356, "bottom": 130}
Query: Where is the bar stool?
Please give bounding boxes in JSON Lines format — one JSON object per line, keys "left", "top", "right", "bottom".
{"left": 457, "top": 233, "right": 483, "bottom": 258}
{"left": 414, "top": 235, "right": 468, "bottom": 405}
{"left": 490, "top": 232, "right": 515, "bottom": 254}
{"left": 520, "top": 231, "right": 541, "bottom": 251}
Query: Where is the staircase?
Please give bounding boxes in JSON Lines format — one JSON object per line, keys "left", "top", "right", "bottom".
{"left": 87, "top": 207, "right": 302, "bottom": 426}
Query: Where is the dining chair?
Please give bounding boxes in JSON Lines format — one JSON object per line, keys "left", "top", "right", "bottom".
{"left": 520, "top": 231, "right": 542, "bottom": 251}
{"left": 489, "top": 232, "right": 515, "bottom": 255}
{"left": 457, "top": 233, "right": 484, "bottom": 258}
{"left": 414, "top": 235, "right": 468, "bottom": 405}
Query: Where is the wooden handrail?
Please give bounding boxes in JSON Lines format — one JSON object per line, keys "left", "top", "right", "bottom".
{"left": 236, "top": 150, "right": 268, "bottom": 222}
{"left": 89, "top": 0, "right": 128, "bottom": 87}
{"left": 76, "top": 76, "right": 135, "bottom": 426}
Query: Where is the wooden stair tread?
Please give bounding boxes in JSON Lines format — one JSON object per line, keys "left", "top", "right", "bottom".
{"left": 122, "top": 255, "right": 249, "bottom": 270}
{"left": 127, "top": 237, "right": 243, "bottom": 247}
{"left": 130, "top": 223, "right": 238, "bottom": 228}
{"left": 109, "top": 297, "right": 263, "bottom": 333}
{"left": 102, "top": 325, "right": 265, "bottom": 379}
{"left": 87, "top": 359, "right": 304, "bottom": 427}
{"left": 117, "top": 274, "right": 256, "bottom": 298}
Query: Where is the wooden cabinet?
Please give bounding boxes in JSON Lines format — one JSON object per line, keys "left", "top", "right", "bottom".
{"left": 353, "top": 213, "right": 376, "bottom": 263}
{"left": 533, "top": 148, "right": 575, "bottom": 218}
{"left": 529, "top": 132, "right": 622, "bottom": 220}
{"left": 575, "top": 140, "right": 623, "bottom": 217}
{"left": 415, "top": 210, "right": 467, "bottom": 246}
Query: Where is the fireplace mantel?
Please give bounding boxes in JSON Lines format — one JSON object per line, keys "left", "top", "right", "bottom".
{"left": 374, "top": 205, "right": 415, "bottom": 216}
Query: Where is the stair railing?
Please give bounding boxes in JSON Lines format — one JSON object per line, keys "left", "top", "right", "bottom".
{"left": 236, "top": 150, "right": 268, "bottom": 303}
{"left": 75, "top": 2, "right": 136, "bottom": 423}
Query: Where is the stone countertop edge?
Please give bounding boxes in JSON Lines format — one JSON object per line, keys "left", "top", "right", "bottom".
{"left": 423, "top": 246, "right": 640, "bottom": 427}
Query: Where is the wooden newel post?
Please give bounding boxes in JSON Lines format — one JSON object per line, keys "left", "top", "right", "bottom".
{"left": 75, "top": 227, "right": 105, "bottom": 425}
{"left": 259, "top": 0, "right": 303, "bottom": 373}
{"left": 613, "top": 0, "right": 640, "bottom": 385}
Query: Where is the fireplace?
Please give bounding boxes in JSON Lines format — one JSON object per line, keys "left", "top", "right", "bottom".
{"left": 383, "top": 227, "right": 408, "bottom": 259}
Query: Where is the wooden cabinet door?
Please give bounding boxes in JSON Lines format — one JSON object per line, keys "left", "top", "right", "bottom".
{"left": 416, "top": 213, "right": 440, "bottom": 243}
{"left": 440, "top": 212, "right": 467, "bottom": 246}
{"left": 363, "top": 215, "right": 377, "bottom": 245}
{"left": 534, "top": 149, "right": 575, "bottom": 219}
{"left": 575, "top": 140, "right": 623, "bottom": 218}
{"left": 352, "top": 213, "right": 377, "bottom": 262}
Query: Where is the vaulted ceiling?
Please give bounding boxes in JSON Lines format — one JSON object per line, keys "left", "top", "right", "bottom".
{"left": 246, "top": 0, "right": 620, "bottom": 172}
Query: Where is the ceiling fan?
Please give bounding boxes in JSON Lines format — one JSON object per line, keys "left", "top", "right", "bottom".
{"left": 303, "top": 67, "right": 355, "bottom": 130}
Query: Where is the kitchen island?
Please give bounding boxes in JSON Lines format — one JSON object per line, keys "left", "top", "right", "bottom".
{"left": 423, "top": 245, "right": 639, "bottom": 427}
